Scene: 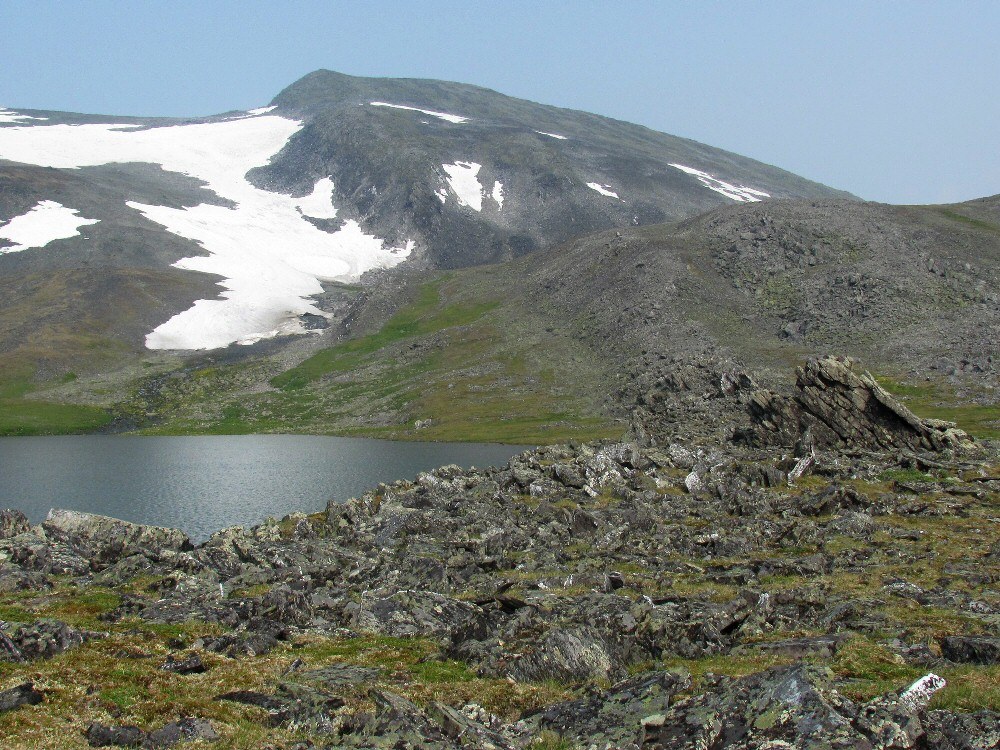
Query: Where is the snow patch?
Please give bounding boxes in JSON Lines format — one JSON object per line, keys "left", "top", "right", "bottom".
{"left": 536, "top": 130, "right": 567, "bottom": 140}
{"left": 295, "top": 177, "right": 338, "bottom": 219}
{"left": 669, "top": 163, "right": 770, "bottom": 202}
{"left": 370, "top": 102, "right": 469, "bottom": 124}
{"left": 586, "top": 182, "right": 620, "bottom": 199}
{"left": 0, "top": 108, "right": 48, "bottom": 124}
{"left": 0, "top": 200, "right": 99, "bottom": 254}
{"left": 492, "top": 181, "right": 504, "bottom": 210}
{"left": 442, "top": 161, "right": 484, "bottom": 211}
{"left": 435, "top": 188, "right": 448, "bottom": 204}
{"left": 246, "top": 106, "right": 277, "bottom": 115}
{"left": 0, "top": 115, "right": 412, "bottom": 350}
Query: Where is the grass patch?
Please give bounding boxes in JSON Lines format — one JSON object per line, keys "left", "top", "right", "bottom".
{"left": 271, "top": 277, "right": 499, "bottom": 391}
{"left": 936, "top": 208, "right": 1000, "bottom": 234}
{"left": 876, "top": 375, "right": 1000, "bottom": 439}
{"left": 0, "top": 396, "right": 112, "bottom": 436}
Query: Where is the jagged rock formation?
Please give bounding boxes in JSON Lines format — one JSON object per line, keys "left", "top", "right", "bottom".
{"left": 745, "top": 356, "right": 975, "bottom": 452}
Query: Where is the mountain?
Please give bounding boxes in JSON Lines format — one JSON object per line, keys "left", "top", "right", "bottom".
{"left": 4, "top": 72, "right": 995, "bottom": 443}
{"left": 0, "top": 70, "right": 850, "bottom": 369}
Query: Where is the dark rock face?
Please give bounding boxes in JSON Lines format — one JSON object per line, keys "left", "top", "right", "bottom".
{"left": 747, "top": 356, "right": 974, "bottom": 452}
{"left": 85, "top": 719, "right": 218, "bottom": 748}
{"left": 85, "top": 723, "right": 146, "bottom": 747}
{"left": 146, "top": 718, "right": 219, "bottom": 747}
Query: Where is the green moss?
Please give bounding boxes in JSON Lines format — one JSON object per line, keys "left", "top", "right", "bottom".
{"left": 936, "top": 208, "right": 1000, "bottom": 234}
{"left": 271, "top": 277, "right": 499, "bottom": 391}
{"left": 876, "top": 374, "right": 1000, "bottom": 439}
{"left": 0, "top": 396, "right": 112, "bottom": 436}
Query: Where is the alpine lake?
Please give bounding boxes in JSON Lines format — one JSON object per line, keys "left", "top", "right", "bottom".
{"left": 0, "top": 435, "right": 531, "bottom": 542}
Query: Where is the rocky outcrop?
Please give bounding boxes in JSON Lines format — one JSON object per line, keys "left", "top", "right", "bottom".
{"left": 746, "top": 356, "right": 975, "bottom": 452}
{"left": 41, "top": 509, "right": 192, "bottom": 564}
{"left": 0, "top": 619, "right": 104, "bottom": 661}
{"left": 641, "top": 665, "right": 935, "bottom": 749}
{"left": 0, "top": 509, "right": 30, "bottom": 539}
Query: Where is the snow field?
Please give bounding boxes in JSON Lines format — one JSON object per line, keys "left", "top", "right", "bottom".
{"left": 0, "top": 200, "right": 99, "bottom": 254}
{"left": 0, "top": 108, "right": 48, "bottom": 124}
{"left": 586, "top": 182, "right": 621, "bottom": 199}
{"left": 669, "top": 163, "right": 770, "bottom": 202}
{"left": 442, "top": 162, "right": 484, "bottom": 211}
{"left": 370, "top": 102, "right": 469, "bottom": 124}
{"left": 492, "top": 181, "right": 504, "bottom": 210}
{"left": 0, "top": 115, "right": 413, "bottom": 350}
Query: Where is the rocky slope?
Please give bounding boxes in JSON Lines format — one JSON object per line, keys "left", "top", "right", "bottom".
{"left": 101, "top": 195, "right": 1000, "bottom": 444}
{"left": 1, "top": 358, "right": 997, "bottom": 748}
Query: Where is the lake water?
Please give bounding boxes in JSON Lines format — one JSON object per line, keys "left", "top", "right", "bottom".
{"left": 0, "top": 435, "right": 531, "bottom": 542}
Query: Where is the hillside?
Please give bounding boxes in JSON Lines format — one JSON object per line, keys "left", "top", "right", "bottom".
{"left": 77, "top": 195, "right": 999, "bottom": 445}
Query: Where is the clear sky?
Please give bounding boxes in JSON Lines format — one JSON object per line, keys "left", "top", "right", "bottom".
{"left": 1, "top": 1, "right": 997, "bottom": 205}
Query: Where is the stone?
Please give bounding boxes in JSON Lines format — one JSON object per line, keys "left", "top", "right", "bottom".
{"left": 939, "top": 635, "right": 1000, "bottom": 665}
{"left": 159, "top": 654, "right": 207, "bottom": 674}
{"left": 0, "top": 682, "right": 43, "bottom": 712}
{"left": 42, "top": 509, "right": 192, "bottom": 565}
{"left": 84, "top": 723, "right": 147, "bottom": 747}
{"left": 147, "top": 718, "right": 219, "bottom": 747}
{"left": 0, "top": 509, "right": 31, "bottom": 539}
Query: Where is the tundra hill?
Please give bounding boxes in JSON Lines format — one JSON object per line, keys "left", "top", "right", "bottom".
{"left": 0, "top": 70, "right": 851, "bottom": 425}
{"left": 87, "top": 196, "right": 999, "bottom": 444}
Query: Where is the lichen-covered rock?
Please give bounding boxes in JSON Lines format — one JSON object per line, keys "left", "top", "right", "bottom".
{"left": 639, "top": 664, "right": 935, "bottom": 749}
{"left": 747, "top": 356, "right": 975, "bottom": 452}
{"left": 42, "top": 509, "right": 192, "bottom": 565}
{"left": 3, "top": 619, "right": 104, "bottom": 661}
{"left": 353, "top": 590, "right": 489, "bottom": 644}
{"left": 0, "top": 509, "right": 30, "bottom": 540}
{"left": 529, "top": 671, "right": 691, "bottom": 749}
{"left": 504, "top": 626, "right": 625, "bottom": 684}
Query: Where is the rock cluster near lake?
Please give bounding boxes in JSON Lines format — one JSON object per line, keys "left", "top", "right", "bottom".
{"left": 0, "top": 358, "right": 998, "bottom": 748}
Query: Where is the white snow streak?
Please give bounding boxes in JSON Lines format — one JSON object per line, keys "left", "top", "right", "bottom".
{"left": 536, "top": 131, "right": 567, "bottom": 140}
{"left": 246, "top": 106, "right": 277, "bottom": 115}
{"left": 669, "top": 163, "right": 770, "bottom": 202}
{"left": 0, "top": 115, "right": 413, "bottom": 350}
{"left": 0, "top": 108, "right": 47, "bottom": 124}
{"left": 0, "top": 200, "right": 99, "bottom": 254}
{"left": 442, "top": 161, "right": 484, "bottom": 211}
{"left": 295, "top": 177, "right": 338, "bottom": 219}
{"left": 492, "top": 181, "right": 504, "bottom": 210}
{"left": 370, "top": 102, "right": 469, "bottom": 124}
{"left": 435, "top": 188, "right": 448, "bottom": 204}
{"left": 586, "top": 182, "right": 620, "bottom": 199}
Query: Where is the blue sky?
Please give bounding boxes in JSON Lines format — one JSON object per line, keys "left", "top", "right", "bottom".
{"left": 1, "top": 1, "right": 997, "bottom": 204}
